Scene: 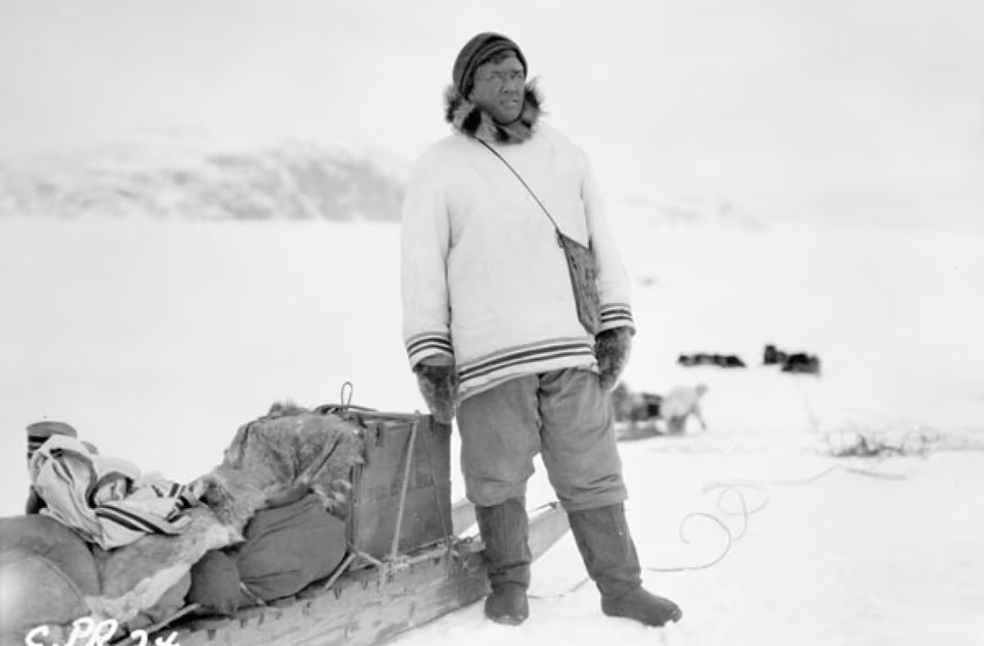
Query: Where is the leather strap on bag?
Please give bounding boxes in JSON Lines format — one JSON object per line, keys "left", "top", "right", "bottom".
{"left": 477, "top": 140, "right": 602, "bottom": 334}
{"left": 477, "top": 140, "right": 566, "bottom": 245}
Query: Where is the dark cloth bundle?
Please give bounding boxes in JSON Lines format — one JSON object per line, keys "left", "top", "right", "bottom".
{"left": 187, "top": 493, "right": 347, "bottom": 616}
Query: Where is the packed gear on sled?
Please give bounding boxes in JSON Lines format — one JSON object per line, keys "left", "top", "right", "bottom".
{"left": 3, "top": 404, "right": 365, "bottom": 641}
{"left": 2, "top": 401, "right": 571, "bottom": 646}
{"left": 28, "top": 435, "right": 197, "bottom": 550}
{"left": 187, "top": 493, "right": 347, "bottom": 616}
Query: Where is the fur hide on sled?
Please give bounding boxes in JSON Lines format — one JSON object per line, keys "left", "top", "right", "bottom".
{"left": 191, "top": 401, "right": 364, "bottom": 524}
{"left": 60, "top": 403, "right": 363, "bottom": 629}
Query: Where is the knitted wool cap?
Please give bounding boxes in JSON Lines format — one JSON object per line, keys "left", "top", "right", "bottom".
{"left": 452, "top": 32, "right": 527, "bottom": 96}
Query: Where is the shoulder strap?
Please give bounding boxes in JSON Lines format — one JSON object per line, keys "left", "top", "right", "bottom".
{"left": 477, "top": 140, "right": 563, "bottom": 236}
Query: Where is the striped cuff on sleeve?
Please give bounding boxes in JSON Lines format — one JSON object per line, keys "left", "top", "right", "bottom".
{"left": 405, "top": 331, "right": 454, "bottom": 367}
{"left": 599, "top": 303, "right": 634, "bottom": 331}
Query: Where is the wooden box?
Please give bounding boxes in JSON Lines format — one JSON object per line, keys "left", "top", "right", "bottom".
{"left": 343, "top": 411, "right": 453, "bottom": 560}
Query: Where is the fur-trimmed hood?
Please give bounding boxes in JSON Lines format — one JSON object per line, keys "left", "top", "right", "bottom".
{"left": 444, "top": 81, "right": 543, "bottom": 144}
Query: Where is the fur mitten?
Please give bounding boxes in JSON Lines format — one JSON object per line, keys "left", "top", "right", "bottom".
{"left": 595, "top": 327, "right": 633, "bottom": 392}
{"left": 414, "top": 361, "right": 459, "bottom": 424}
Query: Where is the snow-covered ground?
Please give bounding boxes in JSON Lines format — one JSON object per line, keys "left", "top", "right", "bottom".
{"left": 1, "top": 216, "right": 982, "bottom": 645}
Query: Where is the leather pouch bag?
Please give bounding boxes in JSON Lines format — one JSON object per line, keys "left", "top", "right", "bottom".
{"left": 555, "top": 230, "right": 601, "bottom": 335}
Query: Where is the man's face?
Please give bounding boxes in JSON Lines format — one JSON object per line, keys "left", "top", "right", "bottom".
{"left": 469, "top": 54, "right": 525, "bottom": 124}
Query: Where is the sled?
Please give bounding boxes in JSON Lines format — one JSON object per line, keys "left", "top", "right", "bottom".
{"left": 141, "top": 409, "right": 571, "bottom": 646}
{"left": 154, "top": 499, "right": 568, "bottom": 646}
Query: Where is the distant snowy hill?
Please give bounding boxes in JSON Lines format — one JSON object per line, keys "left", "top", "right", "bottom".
{"left": 0, "top": 140, "right": 406, "bottom": 221}
{"left": 0, "top": 139, "right": 765, "bottom": 229}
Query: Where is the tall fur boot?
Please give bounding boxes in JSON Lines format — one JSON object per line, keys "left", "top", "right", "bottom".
{"left": 475, "top": 498, "right": 531, "bottom": 625}
{"left": 568, "top": 503, "right": 682, "bottom": 627}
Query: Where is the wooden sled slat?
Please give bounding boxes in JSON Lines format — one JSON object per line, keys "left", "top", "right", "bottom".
{"left": 527, "top": 503, "right": 571, "bottom": 559}
{"left": 451, "top": 498, "right": 476, "bottom": 535}
{"left": 169, "top": 502, "right": 569, "bottom": 646}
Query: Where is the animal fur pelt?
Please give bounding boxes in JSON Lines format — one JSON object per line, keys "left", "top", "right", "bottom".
{"left": 190, "top": 401, "right": 364, "bottom": 534}
{"left": 444, "top": 81, "right": 543, "bottom": 144}
{"left": 85, "top": 506, "right": 235, "bottom": 625}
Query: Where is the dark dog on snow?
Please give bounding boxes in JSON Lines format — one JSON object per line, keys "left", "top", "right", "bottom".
{"left": 781, "top": 352, "right": 822, "bottom": 376}
{"left": 763, "top": 344, "right": 821, "bottom": 376}
{"left": 677, "top": 353, "right": 746, "bottom": 369}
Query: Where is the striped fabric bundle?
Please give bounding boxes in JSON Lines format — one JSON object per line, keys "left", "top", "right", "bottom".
{"left": 28, "top": 434, "right": 196, "bottom": 550}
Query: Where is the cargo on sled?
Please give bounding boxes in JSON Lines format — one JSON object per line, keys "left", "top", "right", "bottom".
{"left": 0, "top": 400, "right": 570, "bottom": 646}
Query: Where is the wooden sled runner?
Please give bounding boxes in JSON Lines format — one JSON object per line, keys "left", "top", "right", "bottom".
{"left": 163, "top": 500, "right": 568, "bottom": 646}
{"left": 146, "top": 408, "right": 571, "bottom": 646}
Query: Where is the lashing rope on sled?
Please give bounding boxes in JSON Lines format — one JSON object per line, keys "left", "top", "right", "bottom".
{"left": 335, "top": 389, "right": 455, "bottom": 578}
{"left": 390, "top": 413, "right": 420, "bottom": 560}
{"left": 371, "top": 412, "right": 456, "bottom": 577}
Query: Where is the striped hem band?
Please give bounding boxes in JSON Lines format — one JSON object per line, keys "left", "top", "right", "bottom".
{"left": 459, "top": 338, "right": 595, "bottom": 386}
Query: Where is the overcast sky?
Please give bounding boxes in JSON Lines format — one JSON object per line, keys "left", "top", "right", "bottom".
{"left": 0, "top": 0, "right": 981, "bottom": 227}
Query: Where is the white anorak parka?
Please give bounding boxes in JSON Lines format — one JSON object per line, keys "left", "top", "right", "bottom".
{"left": 401, "top": 85, "right": 634, "bottom": 401}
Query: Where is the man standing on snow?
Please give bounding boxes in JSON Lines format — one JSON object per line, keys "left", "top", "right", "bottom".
{"left": 400, "top": 32, "right": 682, "bottom": 628}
